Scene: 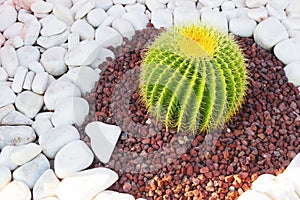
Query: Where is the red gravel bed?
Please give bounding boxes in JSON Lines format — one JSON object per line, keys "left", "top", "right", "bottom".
{"left": 82, "top": 26, "right": 300, "bottom": 200}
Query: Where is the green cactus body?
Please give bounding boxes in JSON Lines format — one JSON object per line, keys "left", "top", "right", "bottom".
{"left": 140, "top": 24, "right": 248, "bottom": 134}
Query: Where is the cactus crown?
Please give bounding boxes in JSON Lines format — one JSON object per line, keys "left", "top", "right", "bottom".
{"left": 139, "top": 24, "right": 248, "bottom": 134}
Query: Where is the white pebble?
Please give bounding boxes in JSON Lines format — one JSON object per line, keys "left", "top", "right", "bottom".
{"left": 0, "top": 45, "right": 19, "bottom": 77}
{"left": 35, "top": 112, "right": 53, "bottom": 121}
{"left": 13, "top": 154, "right": 50, "bottom": 189}
{"left": 282, "top": 18, "right": 300, "bottom": 31}
{"left": 3, "top": 22, "right": 24, "bottom": 39}
{"left": 198, "top": 0, "right": 225, "bottom": 8}
{"left": 146, "top": 0, "right": 165, "bottom": 11}
{"left": 201, "top": 10, "right": 228, "bottom": 33}
{"left": 41, "top": 19, "right": 67, "bottom": 37}
{"left": 0, "top": 67, "right": 8, "bottom": 81}
{"left": 39, "top": 125, "right": 80, "bottom": 159}
{"left": 266, "top": 3, "right": 286, "bottom": 20}
{"left": 247, "top": 6, "right": 268, "bottom": 22}
{"left": 0, "top": 165, "right": 11, "bottom": 191}
{"left": 87, "top": 8, "right": 108, "bottom": 27}
{"left": 18, "top": 9, "right": 37, "bottom": 23}
{"left": 0, "top": 146, "right": 18, "bottom": 170}
{"left": 46, "top": 0, "right": 72, "bottom": 8}
{"left": 95, "top": 0, "right": 113, "bottom": 10}
{"left": 75, "top": 0, "right": 95, "bottom": 20}
{"left": 125, "top": 4, "right": 146, "bottom": 12}
{"left": 32, "top": 72, "right": 49, "bottom": 94}
{"left": 53, "top": 4, "right": 74, "bottom": 25}
{"left": 23, "top": 20, "right": 41, "bottom": 46}
{"left": 122, "top": 11, "right": 149, "bottom": 30}
{"left": 0, "top": 5, "right": 17, "bottom": 32}
{"left": 90, "top": 47, "right": 115, "bottom": 68}
{"left": 0, "top": 126, "right": 36, "bottom": 149}
{"left": 245, "top": 0, "right": 269, "bottom": 8}
{"left": 221, "top": 1, "right": 235, "bottom": 10}
{"left": 0, "top": 32, "right": 5, "bottom": 46}
{"left": 1, "top": 110, "right": 33, "bottom": 126}
{"left": 151, "top": 8, "right": 173, "bottom": 28}
{"left": 71, "top": 19, "right": 95, "bottom": 40}
{"left": 28, "top": 61, "right": 45, "bottom": 73}
{"left": 174, "top": 7, "right": 200, "bottom": 25}
{"left": 23, "top": 71, "right": 35, "bottom": 90}
{"left": 238, "top": 190, "right": 272, "bottom": 200}
{"left": 112, "top": 18, "right": 135, "bottom": 40}
{"left": 95, "top": 26, "right": 123, "bottom": 48}
{"left": 67, "top": 32, "right": 80, "bottom": 50}
{"left": 40, "top": 46, "right": 67, "bottom": 76}
{"left": 0, "top": 86, "right": 16, "bottom": 108}
{"left": 175, "top": 0, "right": 195, "bottom": 8}
{"left": 286, "top": 0, "right": 300, "bottom": 17}
{"left": 31, "top": 0, "right": 53, "bottom": 13}
{"left": 284, "top": 61, "right": 300, "bottom": 87}
{"left": 37, "top": 29, "right": 69, "bottom": 49}
{"left": 5, "top": 36, "right": 24, "bottom": 49}
{"left": 107, "top": 4, "right": 126, "bottom": 18}
{"left": 94, "top": 190, "right": 135, "bottom": 200}
{"left": 54, "top": 140, "right": 93, "bottom": 178}
{"left": 0, "top": 180, "right": 31, "bottom": 200}
{"left": 16, "top": 46, "right": 40, "bottom": 67}
{"left": 10, "top": 143, "right": 42, "bottom": 166}
{"left": 113, "top": 0, "right": 136, "bottom": 4}
{"left": 15, "top": 91, "right": 44, "bottom": 119}
{"left": 274, "top": 38, "right": 300, "bottom": 65}
{"left": 0, "top": 104, "right": 15, "bottom": 123}
{"left": 31, "top": 118, "right": 53, "bottom": 137}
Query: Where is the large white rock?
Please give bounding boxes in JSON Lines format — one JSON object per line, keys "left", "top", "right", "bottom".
{"left": 0, "top": 5, "right": 17, "bottom": 32}
{"left": 11, "top": 66, "right": 28, "bottom": 93}
{"left": 247, "top": 6, "right": 268, "bottom": 22}
{"left": 281, "top": 168, "right": 300, "bottom": 197}
{"left": 266, "top": 3, "right": 286, "bottom": 20}
{"left": 54, "top": 140, "right": 94, "bottom": 178}
{"left": 53, "top": 4, "right": 74, "bottom": 26}
{"left": 0, "top": 146, "right": 18, "bottom": 170}
{"left": 71, "top": 19, "right": 95, "bottom": 40}
{"left": 65, "top": 40, "right": 101, "bottom": 66}
{"left": 286, "top": 0, "right": 300, "bottom": 17}
{"left": 39, "top": 125, "right": 80, "bottom": 159}
{"left": 274, "top": 38, "right": 300, "bottom": 65}
{"left": 46, "top": 0, "right": 72, "bottom": 8}
{"left": 32, "top": 72, "right": 49, "bottom": 95}
{"left": 238, "top": 190, "right": 272, "bottom": 200}
{"left": 41, "top": 19, "right": 67, "bottom": 37}
{"left": 287, "top": 153, "right": 300, "bottom": 171}
{"left": 16, "top": 46, "right": 40, "bottom": 67}
{"left": 113, "top": 0, "right": 136, "bottom": 4}
{"left": 198, "top": 0, "right": 226, "bottom": 8}
{"left": 229, "top": 17, "right": 257, "bottom": 37}
{"left": 1, "top": 110, "right": 33, "bottom": 126}
{"left": 0, "top": 165, "right": 11, "bottom": 191}
{"left": 3, "top": 22, "right": 24, "bottom": 39}
{"left": 95, "top": 0, "right": 113, "bottom": 10}
{"left": 85, "top": 122, "right": 121, "bottom": 164}
{"left": 284, "top": 61, "right": 300, "bottom": 87}
{"left": 74, "top": 0, "right": 95, "bottom": 20}
{"left": 0, "top": 67, "right": 8, "bottom": 81}
{"left": 125, "top": 4, "right": 146, "bottom": 12}
{"left": 245, "top": 0, "right": 269, "bottom": 8}
{"left": 201, "top": 10, "right": 228, "bottom": 33}
{"left": 112, "top": 18, "right": 135, "bottom": 40}
{"left": 0, "top": 126, "right": 36, "bottom": 149}
{"left": 145, "top": 0, "right": 165, "bottom": 11}
{"left": 33, "top": 169, "right": 60, "bottom": 200}
{"left": 0, "top": 180, "right": 31, "bottom": 200}
{"left": 23, "top": 71, "right": 35, "bottom": 90}
{"left": 282, "top": 18, "right": 300, "bottom": 32}
{"left": 0, "top": 45, "right": 19, "bottom": 77}
{"left": 15, "top": 91, "right": 44, "bottom": 119}
{"left": 65, "top": 66, "right": 99, "bottom": 95}
{"left": 253, "top": 17, "right": 288, "bottom": 50}
{"left": 0, "top": 86, "right": 16, "bottom": 108}
{"left": 51, "top": 97, "right": 89, "bottom": 127}
{"left": 10, "top": 143, "right": 42, "bottom": 166}
{"left": 41, "top": 46, "right": 67, "bottom": 76}
{"left": 95, "top": 26, "right": 123, "bottom": 48}
{"left": 13, "top": 154, "right": 50, "bottom": 189}
{"left": 31, "top": 0, "right": 53, "bottom": 13}
{"left": 0, "top": 104, "right": 15, "bottom": 122}
{"left": 122, "top": 11, "right": 149, "bottom": 30}
{"left": 174, "top": 7, "right": 200, "bottom": 25}
{"left": 90, "top": 47, "right": 115, "bottom": 68}
{"left": 28, "top": 61, "right": 45, "bottom": 73}
{"left": 23, "top": 20, "right": 41, "bottom": 46}
{"left": 67, "top": 32, "right": 80, "bottom": 50}
{"left": 32, "top": 118, "right": 53, "bottom": 136}
{"left": 87, "top": 8, "right": 108, "bottom": 27}
{"left": 94, "top": 190, "right": 135, "bottom": 200}
{"left": 151, "top": 9, "right": 173, "bottom": 28}
{"left": 56, "top": 168, "right": 118, "bottom": 200}
{"left": 268, "top": 0, "right": 289, "bottom": 10}
{"left": 37, "top": 29, "right": 69, "bottom": 49}
{"left": 44, "top": 79, "right": 81, "bottom": 110}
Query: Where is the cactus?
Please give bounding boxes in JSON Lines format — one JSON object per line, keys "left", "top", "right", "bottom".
{"left": 139, "top": 24, "right": 248, "bottom": 134}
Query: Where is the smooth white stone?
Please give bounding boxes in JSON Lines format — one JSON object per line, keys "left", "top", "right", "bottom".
{"left": 13, "top": 154, "right": 50, "bottom": 189}
{"left": 95, "top": 0, "right": 113, "bottom": 10}
{"left": 99, "top": 15, "right": 114, "bottom": 27}
{"left": 268, "top": 0, "right": 288, "bottom": 10}
{"left": 54, "top": 140, "right": 93, "bottom": 178}
{"left": 288, "top": 30, "right": 300, "bottom": 39}
{"left": 245, "top": 0, "right": 269, "bottom": 8}
{"left": 1, "top": 110, "right": 33, "bottom": 125}
{"left": 0, "top": 146, "right": 18, "bottom": 170}
{"left": 174, "top": 6, "right": 200, "bottom": 25}
{"left": 53, "top": 4, "right": 74, "bottom": 26}
{"left": 0, "top": 82, "right": 12, "bottom": 87}
{"left": 198, "top": 0, "right": 226, "bottom": 8}
{"left": 18, "top": 9, "right": 37, "bottom": 23}
{"left": 0, "top": 67, "right": 8, "bottom": 82}
{"left": 0, "top": 45, "right": 19, "bottom": 77}
{"left": 125, "top": 4, "right": 145, "bottom": 12}
{"left": 281, "top": 168, "right": 300, "bottom": 197}
{"left": 32, "top": 72, "right": 48, "bottom": 94}
{"left": 70, "top": 0, "right": 89, "bottom": 13}
{"left": 28, "top": 61, "right": 44, "bottom": 73}
{"left": 175, "top": 0, "right": 195, "bottom": 8}
{"left": 266, "top": 4, "right": 286, "bottom": 20}
{"left": 67, "top": 32, "right": 80, "bottom": 50}
{"left": 39, "top": 125, "right": 80, "bottom": 159}
{"left": 287, "top": 153, "right": 300, "bottom": 171}
{"left": 235, "top": 7, "right": 250, "bottom": 18}
{"left": 5, "top": 36, "right": 24, "bottom": 49}
{"left": 87, "top": 8, "right": 108, "bottom": 27}
{"left": 37, "top": 29, "right": 69, "bottom": 49}
{"left": 65, "top": 66, "right": 99, "bottom": 95}
{"left": 113, "top": 0, "right": 136, "bottom": 4}
{"left": 17, "top": 46, "right": 40, "bottom": 68}
{"left": 33, "top": 169, "right": 60, "bottom": 200}
{"left": 85, "top": 122, "right": 121, "bottom": 164}
{"left": 229, "top": 17, "right": 256, "bottom": 37}
{"left": 31, "top": 0, "right": 53, "bottom": 13}
{"left": 286, "top": 0, "right": 300, "bottom": 17}
{"left": 0, "top": 126, "right": 36, "bottom": 149}
{"left": 44, "top": 79, "right": 81, "bottom": 110}
{"left": 0, "top": 33, "right": 4, "bottom": 47}
{"left": 40, "top": 46, "right": 67, "bottom": 76}
{"left": 3, "top": 22, "right": 24, "bottom": 39}
{"left": 94, "top": 190, "right": 135, "bottom": 200}
{"left": 107, "top": 4, "right": 126, "bottom": 18}
{"left": 274, "top": 38, "right": 300, "bottom": 65}
{"left": 247, "top": 6, "right": 268, "bottom": 22}
{"left": 11, "top": 66, "right": 28, "bottom": 93}
{"left": 253, "top": 17, "right": 288, "bottom": 50}
{"left": 0, "top": 104, "right": 15, "bottom": 122}
{"left": 275, "top": 173, "right": 299, "bottom": 197}
{"left": 238, "top": 190, "right": 273, "bottom": 200}
{"left": 201, "top": 10, "right": 228, "bottom": 33}
{"left": 159, "top": 0, "right": 169, "bottom": 3}
{"left": 32, "top": 118, "right": 53, "bottom": 137}
{"left": 95, "top": 26, "right": 123, "bottom": 48}
{"left": 122, "top": 11, "right": 148, "bottom": 30}
{"left": 34, "top": 12, "right": 49, "bottom": 18}
{"left": 146, "top": 0, "right": 165, "bottom": 11}
{"left": 112, "top": 18, "right": 135, "bottom": 40}
{"left": 41, "top": 197, "right": 59, "bottom": 200}
{"left": 35, "top": 112, "right": 53, "bottom": 121}
{"left": 56, "top": 168, "right": 118, "bottom": 200}
{"left": 65, "top": 40, "right": 100, "bottom": 66}
{"left": 282, "top": 17, "right": 300, "bottom": 31}
{"left": 221, "top": 1, "right": 235, "bottom": 10}
{"left": 23, "top": 20, "right": 41, "bottom": 46}
{"left": 41, "top": 19, "right": 67, "bottom": 37}
{"left": 71, "top": 19, "right": 95, "bottom": 40}
{"left": 0, "top": 165, "right": 11, "bottom": 191}
{"left": 0, "top": 180, "right": 31, "bottom": 200}
{"left": 0, "top": 86, "right": 16, "bottom": 108}
{"left": 284, "top": 61, "right": 300, "bottom": 87}
{"left": 0, "top": 5, "right": 17, "bottom": 32}
{"left": 10, "top": 143, "right": 42, "bottom": 166}
{"left": 75, "top": 0, "right": 95, "bottom": 19}
{"left": 251, "top": 174, "right": 276, "bottom": 192}
{"left": 151, "top": 8, "right": 173, "bottom": 28}
{"left": 15, "top": 91, "right": 43, "bottom": 119}
{"left": 23, "top": 71, "right": 35, "bottom": 90}
{"left": 90, "top": 47, "right": 115, "bottom": 68}
{"left": 51, "top": 97, "right": 89, "bottom": 127}
{"left": 46, "top": 0, "right": 72, "bottom": 8}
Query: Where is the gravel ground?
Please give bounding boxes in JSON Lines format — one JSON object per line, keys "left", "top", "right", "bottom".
{"left": 81, "top": 26, "right": 300, "bottom": 200}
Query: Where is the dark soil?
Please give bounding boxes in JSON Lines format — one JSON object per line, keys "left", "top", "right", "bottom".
{"left": 81, "top": 25, "right": 300, "bottom": 200}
